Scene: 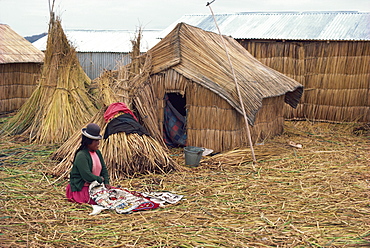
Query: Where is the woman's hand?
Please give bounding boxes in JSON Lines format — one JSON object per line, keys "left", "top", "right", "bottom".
{"left": 105, "top": 184, "right": 112, "bottom": 190}
{"left": 100, "top": 176, "right": 105, "bottom": 182}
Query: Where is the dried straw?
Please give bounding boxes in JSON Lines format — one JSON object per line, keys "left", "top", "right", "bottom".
{"left": 0, "top": 16, "right": 98, "bottom": 143}
{"left": 101, "top": 132, "right": 180, "bottom": 180}
{"left": 52, "top": 45, "right": 179, "bottom": 179}
{"left": 0, "top": 120, "right": 369, "bottom": 247}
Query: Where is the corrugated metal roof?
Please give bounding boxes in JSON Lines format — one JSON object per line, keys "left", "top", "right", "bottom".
{"left": 32, "top": 29, "right": 162, "bottom": 52}
{"left": 160, "top": 11, "right": 370, "bottom": 41}
{"left": 0, "top": 24, "right": 44, "bottom": 64}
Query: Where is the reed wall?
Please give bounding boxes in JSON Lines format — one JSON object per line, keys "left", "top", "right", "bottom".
{"left": 239, "top": 40, "right": 370, "bottom": 122}
{"left": 0, "top": 63, "right": 42, "bottom": 113}
{"left": 145, "top": 69, "right": 286, "bottom": 152}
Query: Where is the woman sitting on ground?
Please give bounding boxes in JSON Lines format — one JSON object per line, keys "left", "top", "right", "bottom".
{"left": 66, "top": 123, "right": 111, "bottom": 204}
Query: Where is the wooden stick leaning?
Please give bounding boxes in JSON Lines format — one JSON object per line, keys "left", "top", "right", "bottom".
{"left": 207, "top": 2, "right": 257, "bottom": 167}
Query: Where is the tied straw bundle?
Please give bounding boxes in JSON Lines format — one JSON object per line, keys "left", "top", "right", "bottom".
{"left": 1, "top": 15, "right": 98, "bottom": 144}
{"left": 52, "top": 45, "right": 180, "bottom": 180}
{"left": 51, "top": 70, "right": 118, "bottom": 178}
{"left": 101, "top": 129, "right": 179, "bottom": 179}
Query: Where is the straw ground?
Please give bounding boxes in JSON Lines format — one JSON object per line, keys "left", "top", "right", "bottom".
{"left": 0, "top": 120, "right": 369, "bottom": 247}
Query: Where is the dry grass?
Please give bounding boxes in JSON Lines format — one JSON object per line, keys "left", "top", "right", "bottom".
{"left": 0, "top": 120, "right": 369, "bottom": 247}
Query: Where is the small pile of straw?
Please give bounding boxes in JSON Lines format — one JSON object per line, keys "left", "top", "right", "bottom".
{"left": 101, "top": 132, "right": 180, "bottom": 179}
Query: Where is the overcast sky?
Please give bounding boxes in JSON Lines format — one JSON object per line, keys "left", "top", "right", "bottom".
{"left": 1, "top": 0, "right": 369, "bottom": 37}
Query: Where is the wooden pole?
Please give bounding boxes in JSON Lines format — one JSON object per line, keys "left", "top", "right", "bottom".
{"left": 206, "top": 1, "right": 257, "bottom": 166}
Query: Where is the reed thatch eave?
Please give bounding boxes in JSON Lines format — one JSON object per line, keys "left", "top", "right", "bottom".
{"left": 0, "top": 24, "right": 45, "bottom": 64}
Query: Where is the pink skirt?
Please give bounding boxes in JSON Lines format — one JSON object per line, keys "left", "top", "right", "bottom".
{"left": 66, "top": 184, "right": 97, "bottom": 205}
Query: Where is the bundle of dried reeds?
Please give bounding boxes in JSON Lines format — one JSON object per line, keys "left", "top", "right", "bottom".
{"left": 129, "top": 27, "right": 142, "bottom": 76}
{"left": 101, "top": 132, "right": 180, "bottom": 180}
{"left": 124, "top": 53, "right": 167, "bottom": 144}
{"left": 1, "top": 16, "right": 98, "bottom": 143}
{"left": 52, "top": 52, "right": 180, "bottom": 179}
{"left": 51, "top": 69, "right": 119, "bottom": 176}
{"left": 51, "top": 107, "right": 107, "bottom": 178}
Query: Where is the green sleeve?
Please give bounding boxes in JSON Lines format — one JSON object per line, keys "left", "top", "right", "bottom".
{"left": 74, "top": 151, "right": 104, "bottom": 184}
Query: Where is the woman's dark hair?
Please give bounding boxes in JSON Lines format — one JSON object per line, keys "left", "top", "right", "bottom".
{"left": 73, "top": 135, "right": 94, "bottom": 162}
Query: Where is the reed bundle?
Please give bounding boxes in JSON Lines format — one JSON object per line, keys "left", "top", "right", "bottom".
{"left": 129, "top": 27, "right": 142, "bottom": 76}
{"left": 101, "top": 132, "right": 180, "bottom": 179}
{"left": 52, "top": 50, "right": 179, "bottom": 179}
{"left": 92, "top": 69, "right": 119, "bottom": 105}
{"left": 112, "top": 62, "right": 131, "bottom": 105}
{"left": 51, "top": 69, "right": 119, "bottom": 176}
{"left": 0, "top": 16, "right": 98, "bottom": 143}
{"left": 127, "top": 53, "right": 167, "bottom": 144}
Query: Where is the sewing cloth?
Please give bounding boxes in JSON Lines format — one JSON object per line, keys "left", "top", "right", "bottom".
{"left": 88, "top": 181, "right": 184, "bottom": 215}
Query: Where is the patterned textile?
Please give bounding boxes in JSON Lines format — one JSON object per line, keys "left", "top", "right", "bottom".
{"left": 88, "top": 181, "right": 184, "bottom": 215}
{"left": 163, "top": 95, "right": 187, "bottom": 147}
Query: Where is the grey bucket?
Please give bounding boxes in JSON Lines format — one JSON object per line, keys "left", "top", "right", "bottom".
{"left": 184, "top": 146, "right": 205, "bottom": 167}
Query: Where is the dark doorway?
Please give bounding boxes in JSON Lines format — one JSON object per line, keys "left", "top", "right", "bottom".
{"left": 163, "top": 93, "right": 187, "bottom": 147}
{"left": 166, "top": 93, "right": 186, "bottom": 116}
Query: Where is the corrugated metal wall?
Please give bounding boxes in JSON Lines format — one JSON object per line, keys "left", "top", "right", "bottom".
{"left": 77, "top": 52, "right": 131, "bottom": 80}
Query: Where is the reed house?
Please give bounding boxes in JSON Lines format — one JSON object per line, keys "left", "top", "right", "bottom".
{"left": 163, "top": 11, "right": 369, "bottom": 123}
{"left": 0, "top": 24, "right": 44, "bottom": 114}
{"left": 132, "top": 23, "right": 303, "bottom": 152}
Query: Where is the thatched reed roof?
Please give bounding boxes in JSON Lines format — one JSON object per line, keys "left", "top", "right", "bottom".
{"left": 149, "top": 23, "right": 303, "bottom": 124}
{"left": 0, "top": 24, "right": 44, "bottom": 64}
